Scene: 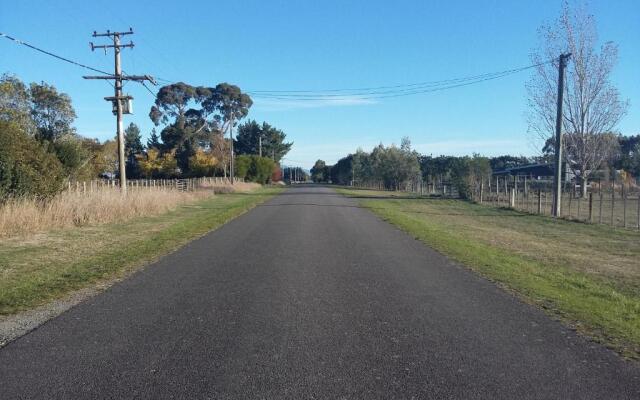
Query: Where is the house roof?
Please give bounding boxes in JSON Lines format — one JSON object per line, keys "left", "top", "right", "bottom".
{"left": 493, "top": 163, "right": 554, "bottom": 177}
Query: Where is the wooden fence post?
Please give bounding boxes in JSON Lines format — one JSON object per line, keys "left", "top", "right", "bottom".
{"left": 623, "top": 184, "right": 627, "bottom": 228}
{"left": 637, "top": 194, "right": 640, "bottom": 230}
{"left": 577, "top": 194, "right": 581, "bottom": 220}
{"left": 479, "top": 181, "right": 484, "bottom": 204}
{"left": 611, "top": 186, "right": 615, "bottom": 227}
{"left": 540, "top": 191, "right": 544, "bottom": 215}
{"left": 588, "top": 193, "right": 593, "bottom": 223}
{"left": 599, "top": 190, "right": 603, "bottom": 224}
{"left": 509, "top": 188, "right": 515, "bottom": 208}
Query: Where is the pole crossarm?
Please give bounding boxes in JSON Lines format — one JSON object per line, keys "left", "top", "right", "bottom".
{"left": 104, "top": 95, "right": 133, "bottom": 101}
{"left": 83, "top": 74, "right": 156, "bottom": 84}
{"left": 92, "top": 28, "right": 134, "bottom": 37}
{"left": 90, "top": 42, "right": 134, "bottom": 51}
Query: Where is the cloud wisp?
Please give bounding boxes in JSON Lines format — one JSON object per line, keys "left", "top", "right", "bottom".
{"left": 251, "top": 96, "right": 378, "bottom": 111}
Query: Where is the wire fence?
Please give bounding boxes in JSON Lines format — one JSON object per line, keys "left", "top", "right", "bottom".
{"left": 354, "top": 181, "right": 460, "bottom": 198}
{"left": 353, "top": 177, "right": 640, "bottom": 230}
{"left": 64, "top": 176, "right": 240, "bottom": 194}
{"left": 474, "top": 178, "right": 640, "bottom": 229}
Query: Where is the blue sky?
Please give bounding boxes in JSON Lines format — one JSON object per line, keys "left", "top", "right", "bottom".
{"left": 1, "top": 0, "right": 638, "bottom": 168}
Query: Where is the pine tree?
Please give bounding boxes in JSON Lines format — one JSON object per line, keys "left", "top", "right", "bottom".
{"left": 146, "top": 128, "right": 162, "bottom": 150}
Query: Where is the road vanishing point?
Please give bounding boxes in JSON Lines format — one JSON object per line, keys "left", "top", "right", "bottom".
{"left": 1, "top": 186, "right": 639, "bottom": 399}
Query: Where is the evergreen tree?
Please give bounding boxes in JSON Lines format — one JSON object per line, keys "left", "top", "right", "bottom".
{"left": 146, "top": 128, "right": 162, "bottom": 150}
{"left": 124, "top": 123, "right": 144, "bottom": 178}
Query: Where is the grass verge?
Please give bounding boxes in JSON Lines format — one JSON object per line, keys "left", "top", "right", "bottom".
{"left": 0, "top": 187, "right": 282, "bottom": 315}
{"left": 338, "top": 187, "right": 640, "bottom": 359}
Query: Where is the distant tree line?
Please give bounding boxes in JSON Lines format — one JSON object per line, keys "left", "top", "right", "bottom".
{"left": 282, "top": 166, "right": 309, "bottom": 182}
{"left": 312, "top": 133, "right": 639, "bottom": 200}
{"left": 312, "top": 137, "right": 492, "bottom": 200}
{"left": 0, "top": 75, "right": 293, "bottom": 198}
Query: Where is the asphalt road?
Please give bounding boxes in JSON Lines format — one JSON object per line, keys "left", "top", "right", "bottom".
{"left": 1, "top": 185, "right": 639, "bottom": 399}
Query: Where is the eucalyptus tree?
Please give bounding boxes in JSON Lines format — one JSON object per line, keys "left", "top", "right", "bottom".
{"left": 29, "top": 82, "right": 76, "bottom": 142}
{"left": 149, "top": 82, "right": 251, "bottom": 174}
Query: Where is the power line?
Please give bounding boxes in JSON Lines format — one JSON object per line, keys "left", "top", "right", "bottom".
{"left": 104, "top": 61, "right": 551, "bottom": 101}
{"left": 0, "top": 32, "right": 110, "bottom": 75}
{"left": 1, "top": 30, "right": 551, "bottom": 103}
{"left": 247, "top": 61, "right": 551, "bottom": 100}
{"left": 249, "top": 67, "right": 523, "bottom": 94}
{"left": 140, "top": 81, "right": 157, "bottom": 97}
{"left": 0, "top": 31, "right": 160, "bottom": 99}
{"left": 155, "top": 77, "right": 175, "bottom": 84}
{"left": 248, "top": 69, "right": 537, "bottom": 101}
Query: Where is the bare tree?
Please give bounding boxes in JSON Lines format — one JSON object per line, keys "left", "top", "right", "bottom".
{"left": 527, "top": 2, "right": 628, "bottom": 196}
{"left": 210, "top": 130, "right": 230, "bottom": 178}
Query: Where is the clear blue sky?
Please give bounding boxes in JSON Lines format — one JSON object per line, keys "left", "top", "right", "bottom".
{"left": 1, "top": 0, "right": 638, "bottom": 168}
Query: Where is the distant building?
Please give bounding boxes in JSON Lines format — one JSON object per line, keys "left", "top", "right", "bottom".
{"left": 493, "top": 163, "right": 554, "bottom": 178}
{"left": 493, "top": 163, "right": 575, "bottom": 182}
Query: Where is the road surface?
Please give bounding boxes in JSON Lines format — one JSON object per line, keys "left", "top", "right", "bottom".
{"left": 1, "top": 186, "right": 638, "bottom": 399}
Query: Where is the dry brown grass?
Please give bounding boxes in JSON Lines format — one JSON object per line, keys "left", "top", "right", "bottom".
{"left": 0, "top": 187, "right": 214, "bottom": 238}
{"left": 201, "top": 181, "right": 262, "bottom": 194}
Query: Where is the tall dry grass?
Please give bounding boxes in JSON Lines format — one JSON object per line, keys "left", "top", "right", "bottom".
{"left": 0, "top": 187, "right": 213, "bottom": 238}
{"left": 200, "top": 181, "right": 262, "bottom": 193}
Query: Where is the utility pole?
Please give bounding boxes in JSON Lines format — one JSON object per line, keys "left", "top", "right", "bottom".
{"left": 84, "top": 28, "right": 156, "bottom": 194}
{"left": 258, "top": 134, "right": 262, "bottom": 158}
{"left": 229, "top": 115, "right": 235, "bottom": 184}
{"left": 552, "top": 53, "right": 571, "bottom": 217}
{"left": 351, "top": 162, "right": 355, "bottom": 186}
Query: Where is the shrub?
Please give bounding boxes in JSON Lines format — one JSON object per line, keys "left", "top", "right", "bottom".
{"left": 235, "top": 155, "right": 252, "bottom": 180}
{"left": 0, "top": 121, "right": 65, "bottom": 198}
{"left": 52, "top": 135, "right": 90, "bottom": 180}
{"left": 449, "top": 155, "right": 492, "bottom": 200}
{"left": 137, "top": 149, "right": 179, "bottom": 178}
{"left": 188, "top": 148, "right": 217, "bottom": 177}
{"left": 248, "top": 156, "right": 275, "bottom": 184}
{"left": 271, "top": 164, "right": 282, "bottom": 182}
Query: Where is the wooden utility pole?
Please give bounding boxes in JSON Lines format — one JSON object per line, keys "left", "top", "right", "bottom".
{"left": 84, "top": 28, "right": 156, "bottom": 194}
{"left": 259, "top": 134, "right": 262, "bottom": 158}
{"left": 552, "top": 53, "right": 571, "bottom": 217}
{"left": 229, "top": 115, "right": 235, "bottom": 184}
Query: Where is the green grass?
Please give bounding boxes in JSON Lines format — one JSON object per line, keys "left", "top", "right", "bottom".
{"left": 338, "top": 187, "right": 640, "bottom": 359}
{"left": 0, "top": 187, "right": 282, "bottom": 315}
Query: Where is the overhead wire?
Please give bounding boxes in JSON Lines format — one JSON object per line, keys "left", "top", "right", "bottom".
{"left": 246, "top": 61, "right": 551, "bottom": 100}
{"left": 140, "top": 81, "right": 157, "bottom": 98}
{"left": 0, "top": 31, "right": 160, "bottom": 97}
{"left": 0, "top": 32, "right": 111, "bottom": 76}
{"left": 1, "top": 31, "right": 551, "bottom": 103}
{"left": 247, "top": 64, "right": 543, "bottom": 95}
